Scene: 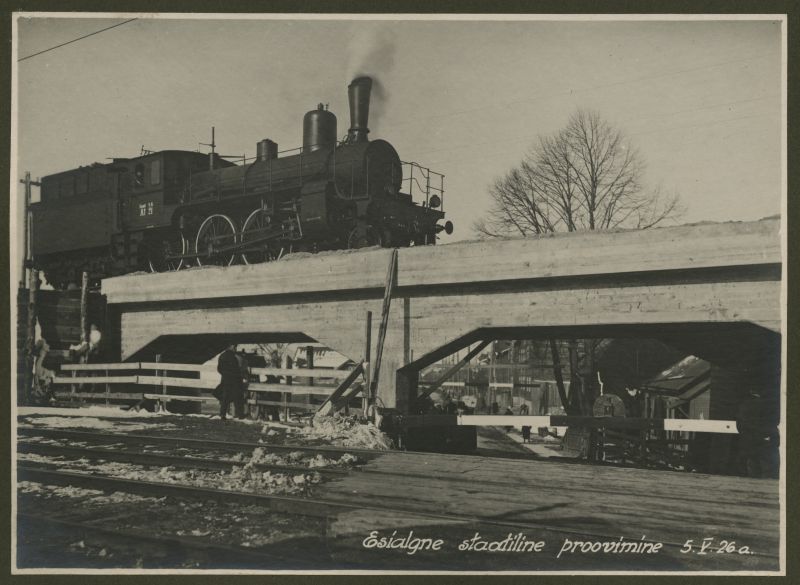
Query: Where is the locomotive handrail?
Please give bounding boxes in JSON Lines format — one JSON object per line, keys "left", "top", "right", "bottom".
{"left": 401, "top": 161, "right": 444, "bottom": 208}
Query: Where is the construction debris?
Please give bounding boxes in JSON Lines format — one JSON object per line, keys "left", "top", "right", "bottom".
{"left": 297, "top": 414, "right": 393, "bottom": 450}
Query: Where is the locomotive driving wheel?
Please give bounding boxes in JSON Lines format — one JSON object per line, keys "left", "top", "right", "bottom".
{"left": 147, "top": 231, "right": 188, "bottom": 273}
{"left": 240, "top": 208, "right": 279, "bottom": 264}
{"left": 347, "top": 225, "right": 382, "bottom": 249}
{"left": 195, "top": 214, "right": 238, "bottom": 267}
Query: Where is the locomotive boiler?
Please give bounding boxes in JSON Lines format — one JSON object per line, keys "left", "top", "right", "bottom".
{"left": 30, "top": 77, "right": 453, "bottom": 289}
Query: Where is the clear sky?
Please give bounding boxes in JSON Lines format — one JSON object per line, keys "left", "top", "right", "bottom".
{"left": 12, "top": 15, "right": 783, "bottom": 278}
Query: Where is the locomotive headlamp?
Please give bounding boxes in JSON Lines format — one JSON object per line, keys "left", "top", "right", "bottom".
{"left": 429, "top": 195, "right": 441, "bottom": 209}
{"left": 435, "top": 221, "right": 454, "bottom": 235}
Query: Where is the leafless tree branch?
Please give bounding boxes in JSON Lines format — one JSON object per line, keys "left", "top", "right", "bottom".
{"left": 474, "top": 108, "right": 684, "bottom": 238}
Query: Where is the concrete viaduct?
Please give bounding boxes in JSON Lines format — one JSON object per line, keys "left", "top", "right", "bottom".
{"left": 102, "top": 218, "right": 783, "bottom": 411}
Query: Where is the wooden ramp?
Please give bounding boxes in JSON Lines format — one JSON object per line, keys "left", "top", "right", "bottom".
{"left": 317, "top": 450, "right": 780, "bottom": 571}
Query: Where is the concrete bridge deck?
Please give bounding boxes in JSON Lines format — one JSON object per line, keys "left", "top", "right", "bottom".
{"left": 102, "top": 218, "right": 782, "bottom": 408}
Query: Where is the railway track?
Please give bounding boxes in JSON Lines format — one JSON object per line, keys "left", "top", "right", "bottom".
{"left": 16, "top": 425, "right": 780, "bottom": 570}
{"left": 17, "top": 512, "right": 318, "bottom": 569}
{"left": 17, "top": 440, "right": 353, "bottom": 479}
{"left": 17, "top": 426, "right": 780, "bottom": 508}
{"left": 17, "top": 426, "right": 384, "bottom": 459}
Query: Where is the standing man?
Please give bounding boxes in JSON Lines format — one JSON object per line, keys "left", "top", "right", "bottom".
{"left": 217, "top": 344, "right": 245, "bottom": 420}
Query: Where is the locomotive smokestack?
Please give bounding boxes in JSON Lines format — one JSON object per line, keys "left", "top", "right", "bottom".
{"left": 347, "top": 76, "right": 372, "bottom": 143}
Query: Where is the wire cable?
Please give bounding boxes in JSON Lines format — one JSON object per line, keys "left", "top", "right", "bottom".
{"left": 18, "top": 18, "right": 138, "bottom": 62}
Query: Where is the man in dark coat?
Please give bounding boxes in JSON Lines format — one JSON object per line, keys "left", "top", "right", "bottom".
{"left": 217, "top": 344, "right": 245, "bottom": 420}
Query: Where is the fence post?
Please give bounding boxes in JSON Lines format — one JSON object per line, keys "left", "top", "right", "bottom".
{"left": 306, "top": 346, "right": 314, "bottom": 387}
{"left": 363, "top": 311, "right": 372, "bottom": 414}
{"left": 284, "top": 355, "right": 292, "bottom": 421}
{"left": 156, "top": 354, "right": 164, "bottom": 412}
{"left": 80, "top": 271, "right": 89, "bottom": 344}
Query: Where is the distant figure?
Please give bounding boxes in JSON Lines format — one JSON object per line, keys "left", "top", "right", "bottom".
{"left": 491, "top": 401, "right": 500, "bottom": 415}
{"left": 68, "top": 324, "right": 105, "bottom": 392}
{"left": 736, "top": 390, "right": 780, "bottom": 478}
{"left": 519, "top": 403, "right": 531, "bottom": 443}
{"left": 217, "top": 344, "right": 246, "bottom": 420}
{"left": 32, "top": 339, "right": 56, "bottom": 405}
{"left": 442, "top": 394, "right": 458, "bottom": 415}
{"left": 69, "top": 324, "right": 104, "bottom": 364}
{"left": 476, "top": 394, "right": 487, "bottom": 414}
{"left": 417, "top": 395, "right": 435, "bottom": 414}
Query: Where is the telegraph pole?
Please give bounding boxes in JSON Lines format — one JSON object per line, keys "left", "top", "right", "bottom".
{"left": 18, "top": 172, "right": 40, "bottom": 405}
{"left": 19, "top": 172, "right": 41, "bottom": 287}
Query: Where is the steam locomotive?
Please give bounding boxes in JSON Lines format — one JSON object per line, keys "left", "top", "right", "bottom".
{"left": 30, "top": 77, "right": 453, "bottom": 289}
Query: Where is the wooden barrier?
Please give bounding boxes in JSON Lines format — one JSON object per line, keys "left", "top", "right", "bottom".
{"left": 52, "top": 361, "right": 358, "bottom": 414}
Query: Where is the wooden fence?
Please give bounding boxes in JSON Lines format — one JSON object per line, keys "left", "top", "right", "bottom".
{"left": 53, "top": 361, "right": 362, "bottom": 416}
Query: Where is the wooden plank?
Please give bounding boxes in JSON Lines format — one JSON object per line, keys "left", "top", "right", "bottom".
{"left": 315, "top": 362, "right": 365, "bottom": 416}
{"left": 317, "top": 458, "right": 779, "bottom": 555}
{"left": 249, "top": 367, "right": 352, "bottom": 380}
{"left": 456, "top": 415, "right": 740, "bottom": 434}
{"left": 142, "top": 393, "right": 216, "bottom": 402}
{"left": 139, "top": 363, "right": 354, "bottom": 380}
{"left": 62, "top": 363, "right": 141, "bottom": 371}
{"left": 136, "top": 376, "right": 213, "bottom": 389}
{"left": 139, "top": 362, "right": 213, "bottom": 372}
{"left": 334, "top": 382, "right": 364, "bottom": 410}
{"left": 416, "top": 339, "right": 491, "bottom": 402}
{"left": 247, "top": 399, "right": 317, "bottom": 410}
{"left": 248, "top": 383, "right": 339, "bottom": 396}
{"left": 369, "top": 249, "right": 397, "bottom": 400}
{"left": 664, "top": 419, "right": 738, "bottom": 434}
{"left": 53, "top": 375, "right": 139, "bottom": 385}
{"left": 54, "top": 392, "right": 143, "bottom": 400}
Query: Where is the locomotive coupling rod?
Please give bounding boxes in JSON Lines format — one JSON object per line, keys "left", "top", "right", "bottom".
{"left": 165, "top": 230, "right": 288, "bottom": 261}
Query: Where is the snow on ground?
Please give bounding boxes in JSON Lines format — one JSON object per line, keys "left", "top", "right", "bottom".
{"left": 18, "top": 480, "right": 166, "bottom": 504}
{"left": 17, "top": 451, "right": 323, "bottom": 496}
{"left": 17, "top": 405, "right": 179, "bottom": 431}
{"left": 17, "top": 406, "right": 161, "bottom": 418}
{"left": 19, "top": 416, "right": 175, "bottom": 432}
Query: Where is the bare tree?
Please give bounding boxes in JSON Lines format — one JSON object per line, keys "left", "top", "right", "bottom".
{"left": 474, "top": 109, "right": 683, "bottom": 237}
{"left": 474, "top": 110, "right": 683, "bottom": 416}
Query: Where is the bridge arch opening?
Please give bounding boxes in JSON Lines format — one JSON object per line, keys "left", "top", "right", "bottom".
{"left": 396, "top": 321, "right": 780, "bottom": 475}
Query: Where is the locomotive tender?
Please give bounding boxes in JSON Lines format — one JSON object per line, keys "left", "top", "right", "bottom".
{"left": 31, "top": 77, "right": 452, "bottom": 289}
